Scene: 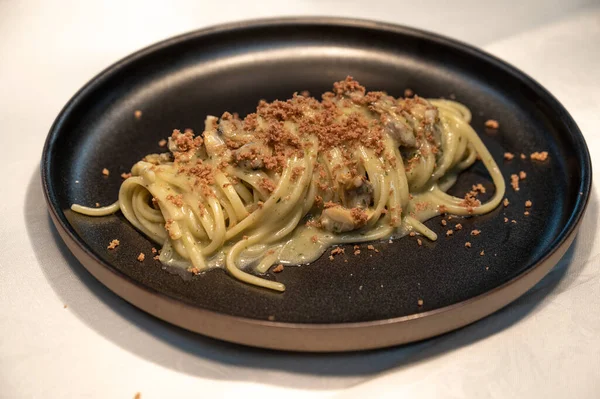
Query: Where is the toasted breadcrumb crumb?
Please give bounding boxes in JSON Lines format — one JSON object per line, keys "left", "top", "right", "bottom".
{"left": 311, "top": 235, "right": 318, "bottom": 243}
{"left": 503, "top": 198, "right": 510, "bottom": 207}
{"left": 330, "top": 247, "right": 345, "bottom": 257}
{"left": 471, "top": 229, "right": 481, "bottom": 236}
{"left": 455, "top": 223, "right": 463, "bottom": 231}
{"left": 417, "top": 299, "right": 424, "bottom": 306}
{"left": 121, "top": 172, "right": 132, "bottom": 179}
{"left": 137, "top": 253, "right": 145, "bottom": 262}
{"left": 524, "top": 211, "right": 530, "bottom": 216}
{"left": 107, "top": 239, "right": 119, "bottom": 250}
{"left": 102, "top": 168, "right": 110, "bottom": 176}
{"left": 511, "top": 220, "right": 517, "bottom": 224}
{"left": 510, "top": 174, "right": 520, "bottom": 191}
{"left": 530, "top": 151, "right": 549, "bottom": 161}
{"left": 95, "top": 202, "right": 100, "bottom": 207}
{"left": 525, "top": 200, "right": 532, "bottom": 208}
{"left": 504, "top": 217, "right": 509, "bottom": 223}
{"left": 134, "top": 110, "right": 142, "bottom": 119}
{"left": 409, "top": 231, "right": 416, "bottom": 237}
{"left": 472, "top": 184, "right": 486, "bottom": 193}
{"left": 353, "top": 245, "right": 361, "bottom": 255}
{"left": 504, "top": 152, "right": 514, "bottom": 160}
{"left": 519, "top": 171, "right": 527, "bottom": 179}
{"left": 273, "top": 264, "right": 284, "bottom": 273}
{"left": 151, "top": 247, "right": 157, "bottom": 254}
{"left": 520, "top": 153, "right": 526, "bottom": 159}
{"left": 446, "top": 230, "right": 453, "bottom": 237}
{"left": 153, "top": 255, "right": 160, "bottom": 260}
{"left": 465, "top": 242, "right": 472, "bottom": 248}
{"left": 329, "top": 255, "right": 334, "bottom": 261}
{"left": 480, "top": 250, "right": 485, "bottom": 256}
{"left": 158, "top": 139, "right": 167, "bottom": 147}
{"left": 441, "top": 219, "right": 447, "bottom": 226}
{"left": 485, "top": 119, "right": 499, "bottom": 129}
{"left": 404, "top": 88, "right": 414, "bottom": 97}
{"left": 417, "top": 238, "right": 423, "bottom": 246}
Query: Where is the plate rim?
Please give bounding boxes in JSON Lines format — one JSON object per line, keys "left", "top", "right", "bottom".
{"left": 41, "top": 16, "right": 592, "bottom": 351}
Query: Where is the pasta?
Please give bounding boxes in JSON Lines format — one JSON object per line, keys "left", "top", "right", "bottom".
{"left": 72, "top": 77, "right": 505, "bottom": 292}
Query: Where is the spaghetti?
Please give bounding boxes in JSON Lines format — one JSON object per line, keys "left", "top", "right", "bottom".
{"left": 72, "top": 77, "right": 505, "bottom": 292}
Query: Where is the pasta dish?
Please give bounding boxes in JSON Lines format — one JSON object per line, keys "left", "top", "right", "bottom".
{"left": 72, "top": 77, "right": 505, "bottom": 292}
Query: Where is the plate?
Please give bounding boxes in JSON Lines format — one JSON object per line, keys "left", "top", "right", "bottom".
{"left": 41, "top": 18, "right": 591, "bottom": 351}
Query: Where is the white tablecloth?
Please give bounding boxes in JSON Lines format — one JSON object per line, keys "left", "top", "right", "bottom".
{"left": 2, "top": 1, "right": 599, "bottom": 398}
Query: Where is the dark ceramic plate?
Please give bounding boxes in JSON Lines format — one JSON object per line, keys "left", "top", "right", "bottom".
{"left": 42, "top": 18, "right": 591, "bottom": 352}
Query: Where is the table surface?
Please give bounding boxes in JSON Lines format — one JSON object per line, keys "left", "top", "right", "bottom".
{"left": 1, "top": 0, "right": 599, "bottom": 398}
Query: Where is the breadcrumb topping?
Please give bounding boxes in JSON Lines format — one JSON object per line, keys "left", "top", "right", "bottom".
{"left": 137, "top": 253, "right": 145, "bottom": 262}
{"left": 102, "top": 168, "right": 110, "bottom": 176}
{"left": 530, "top": 151, "right": 549, "bottom": 161}
{"left": 504, "top": 152, "right": 514, "bottom": 160}
{"left": 272, "top": 264, "right": 284, "bottom": 273}
{"left": 485, "top": 119, "right": 499, "bottom": 129}
{"left": 510, "top": 174, "right": 520, "bottom": 191}
{"left": 519, "top": 171, "right": 527, "bottom": 179}
{"left": 107, "top": 239, "right": 119, "bottom": 250}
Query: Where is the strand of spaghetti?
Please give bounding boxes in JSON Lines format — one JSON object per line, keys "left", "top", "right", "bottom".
{"left": 71, "top": 201, "right": 120, "bottom": 216}
{"left": 223, "top": 155, "right": 301, "bottom": 241}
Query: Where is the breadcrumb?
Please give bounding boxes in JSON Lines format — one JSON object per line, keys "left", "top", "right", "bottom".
{"left": 311, "top": 235, "right": 318, "bottom": 243}
{"left": 504, "top": 152, "right": 514, "bottom": 160}
{"left": 485, "top": 119, "right": 499, "bottom": 129}
{"left": 367, "top": 245, "right": 379, "bottom": 253}
{"left": 524, "top": 211, "right": 530, "bottom": 216}
{"left": 137, "top": 253, "right": 145, "bottom": 262}
{"left": 404, "top": 88, "right": 414, "bottom": 97}
{"left": 465, "top": 242, "right": 472, "bottom": 248}
{"left": 95, "top": 202, "right": 100, "bottom": 207}
{"left": 520, "top": 153, "right": 526, "bottom": 159}
{"left": 158, "top": 139, "right": 167, "bottom": 147}
{"left": 102, "top": 168, "right": 110, "bottom": 176}
{"left": 510, "top": 174, "right": 520, "bottom": 191}
{"left": 409, "top": 231, "right": 416, "bottom": 237}
{"left": 121, "top": 172, "right": 132, "bottom": 179}
{"left": 455, "top": 223, "right": 463, "bottom": 231}
{"left": 272, "top": 264, "right": 284, "bottom": 273}
{"left": 519, "top": 171, "right": 527, "bottom": 179}
{"left": 107, "top": 239, "right": 119, "bottom": 250}
{"left": 134, "top": 110, "right": 142, "bottom": 119}
{"left": 525, "top": 200, "right": 532, "bottom": 208}
{"left": 330, "top": 247, "right": 345, "bottom": 257}
{"left": 471, "top": 229, "right": 481, "bottom": 236}
{"left": 504, "top": 217, "right": 509, "bottom": 223}
{"left": 530, "top": 151, "right": 549, "bottom": 161}
{"left": 446, "top": 230, "right": 453, "bottom": 237}
{"left": 417, "top": 298, "right": 424, "bottom": 306}
{"left": 417, "top": 238, "right": 423, "bottom": 246}
{"left": 503, "top": 198, "right": 510, "bottom": 207}
{"left": 441, "top": 219, "right": 447, "bottom": 226}
{"left": 151, "top": 247, "right": 157, "bottom": 254}
{"left": 480, "top": 250, "right": 485, "bottom": 256}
